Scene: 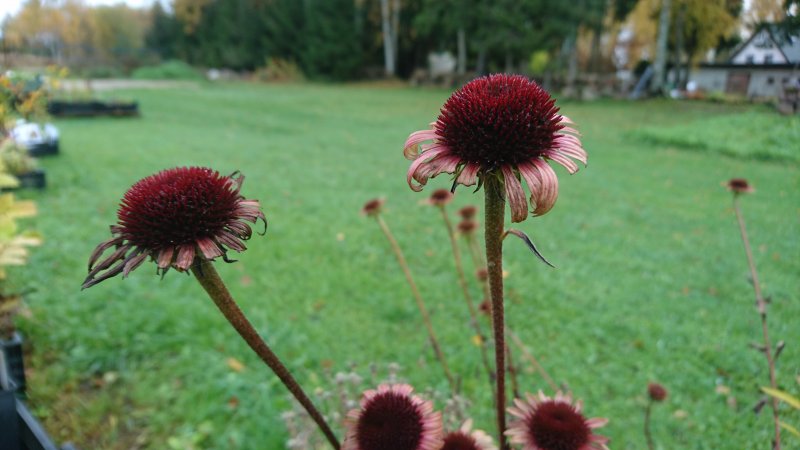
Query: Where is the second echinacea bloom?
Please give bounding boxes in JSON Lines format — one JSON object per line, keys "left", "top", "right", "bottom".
{"left": 404, "top": 74, "right": 586, "bottom": 222}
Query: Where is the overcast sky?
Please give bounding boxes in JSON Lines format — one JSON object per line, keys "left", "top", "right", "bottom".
{"left": 1, "top": 0, "right": 158, "bottom": 20}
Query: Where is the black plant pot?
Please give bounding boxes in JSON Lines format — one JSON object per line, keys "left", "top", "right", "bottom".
{"left": 27, "top": 142, "right": 59, "bottom": 157}
{"left": 47, "top": 100, "right": 139, "bottom": 118}
{"left": 15, "top": 170, "right": 46, "bottom": 190}
{"left": 1, "top": 335, "right": 78, "bottom": 450}
{"left": 0, "top": 332, "right": 26, "bottom": 396}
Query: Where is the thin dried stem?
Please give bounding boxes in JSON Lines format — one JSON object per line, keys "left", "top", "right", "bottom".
{"left": 733, "top": 197, "right": 781, "bottom": 450}
{"left": 507, "top": 328, "right": 559, "bottom": 392}
{"left": 438, "top": 206, "right": 496, "bottom": 389}
{"left": 190, "top": 259, "right": 340, "bottom": 450}
{"left": 644, "top": 401, "right": 655, "bottom": 450}
{"left": 375, "top": 214, "right": 456, "bottom": 392}
{"left": 484, "top": 176, "right": 509, "bottom": 450}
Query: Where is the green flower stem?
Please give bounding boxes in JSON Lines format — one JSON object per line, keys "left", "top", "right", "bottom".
{"left": 484, "top": 176, "right": 509, "bottom": 450}
{"left": 375, "top": 214, "right": 456, "bottom": 392}
{"left": 190, "top": 259, "right": 341, "bottom": 450}
{"left": 438, "top": 207, "right": 495, "bottom": 388}
{"left": 733, "top": 197, "right": 781, "bottom": 450}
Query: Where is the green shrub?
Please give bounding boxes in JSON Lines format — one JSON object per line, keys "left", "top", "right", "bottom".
{"left": 131, "top": 60, "right": 203, "bottom": 80}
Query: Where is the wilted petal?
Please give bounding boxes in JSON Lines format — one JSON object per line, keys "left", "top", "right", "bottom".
{"left": 175, "top": 244, "right": 195, "bottom": 270}
{"left": 531, "top": 159, "right": 559, "bottom": 216}
{"left": 546, "top": 151, "right": 579, "bottom": 174}
{"left": 157, "top": 247, "right": 174, "bottom": 268}
{"left": 403, "top": 129, "right": 441, "bottom": 160}
{"left": 406, "top": 146, "right": 450, "bottom": 191}
{"left": 502, "top": 166, "right": 527, "bottom": 223}
{"left": 123, "top": 251, "right": 149, "bottom": 277}
{"left": 456, "top": 162, "right": 480, "bottom": 186}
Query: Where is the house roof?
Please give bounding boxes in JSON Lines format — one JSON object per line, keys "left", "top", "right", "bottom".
{"left": 729, "top": 24, "right": 800, "bottom": 64}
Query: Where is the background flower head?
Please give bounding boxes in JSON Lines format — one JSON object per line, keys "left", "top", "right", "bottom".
{"left": 404, "top": 74, "right": 587, "bottom": 222}
{"left": 83, "top": 167, "right": 266, "bottom": 289}
{"left": 343, "top": 383, "right": 443, "bottom": 450}
{"left": 442, "top": 420, "right": 496, "bottom": 450}
{"left": 507, "top": 391, "right": 608, "bottom": 450}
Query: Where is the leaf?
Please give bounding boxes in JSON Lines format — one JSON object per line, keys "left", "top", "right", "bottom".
{"left": 761, "top": 387, "right": 800, "bottom": 409}
{"left": 780, "top": 421, "right": 800, "bottom": 438}
{"left": 471, "top": 334, "right": 483, "bottom": 346}
{"left": 503, "top": 228, "right": 555, "bottom": 268}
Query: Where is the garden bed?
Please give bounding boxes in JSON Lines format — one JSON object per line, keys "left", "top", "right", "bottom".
{"left": 47, "top": 100, "right": 139, "bottom": 118}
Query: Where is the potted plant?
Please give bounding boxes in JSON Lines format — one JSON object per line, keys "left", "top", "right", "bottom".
{"left": 0, "top": 139, "right": 45, "bottom": 190}
{"left": 0, "top": 192, "right": 40, "bottom": 396}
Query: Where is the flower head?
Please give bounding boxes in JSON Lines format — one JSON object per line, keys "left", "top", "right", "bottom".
{"left": 344, "top": 384, "right": 443, "bottom": 450}
{"left": 428, "top": 188, "right": 454, "bottom": 207}
{"left": 507, "top": 391, "right": 608, "bottom": 450}
{"left": 362, "top": 198, "right": 385, "bottom": 217}
{"left": 726, "top": 178, "right": 754, "bottom": 195}
{"left": 404, "top": 74, "right": 587, "bottom": 222}
{"left": 442, "top": 420, "right": 497, "bottom": 450}
{"left": 458, "top": 219, "right": 478, "bottom": 235}
{"left": 83, "top": 167, "right": 266, "bottom": 289}
{"left": 647, "top": 383, "right": 668, "bottom": 402}
{"left": 458, "top": 205, "right": 478, "bottom": 220}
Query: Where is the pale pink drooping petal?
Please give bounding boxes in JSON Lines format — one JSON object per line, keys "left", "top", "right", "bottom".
{"left": 457, "top": 162, "right": 480, "bottom": 186}
{"left": 406, "top": 146, "right": 451, "bottom": 191}
{"left": 501, "top": 165, "right": 528, "bottom": 223}
{"left": 404, "top": 129, "right": 441, "bottom": 160}
{"left": 531, "top": 159, "right": 559, "bottom": 216}
{"left": 545, "top": 150, "right": 580, "bottom": 174}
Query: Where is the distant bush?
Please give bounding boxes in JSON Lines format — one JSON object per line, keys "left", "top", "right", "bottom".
{"left": 83, "top": 66, "right": 125, "bottom": 79}
{"left": 253, "top": 58, "right": 305, "bottom": 83}
{"left": 630, "top": 109, "right": 800, "bottom": 163}
{"left": 131, "top": 60, "right": 202, "bottom": 80}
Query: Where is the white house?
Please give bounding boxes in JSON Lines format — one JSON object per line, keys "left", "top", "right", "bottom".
{"left": 693, "top": 25, "right": 800, "bottom": 98}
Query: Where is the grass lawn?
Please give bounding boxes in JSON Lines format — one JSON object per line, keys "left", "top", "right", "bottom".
{"left": 11, "top": 82, "right": 799, "bottom": 449}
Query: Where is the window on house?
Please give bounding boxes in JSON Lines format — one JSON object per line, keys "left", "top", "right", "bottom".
{"left": 767, "top": 77, "right": 774, "bottom": 85}
{"left": 745, "top": 55, "right": 755, "bottom": 63}
{"left": 764, "top": 54, "right": 774, "bottom": 64}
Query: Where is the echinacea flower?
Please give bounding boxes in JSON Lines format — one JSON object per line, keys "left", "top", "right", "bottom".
{"left": 507, "top": 391, "right": 609, "bottom": 450}
{"left": 647, "top": 383, "right": 668, "bottom": 402}
{"left": 442, "top": 420, "right": 497, "bottom": 450}
{"left": 726, "top": 178, "right": 754, "bottom": 195}
{"left": 458, "top": 205, "right": 477, "bottom": 220}
{"left": 428, "top": 188, "right": 454, "bottom": 207}
{"left": 458, "top": 219, "right": 478, "bottom": 235}
{"left": 83, "top": 167, "right": 266, "bottom": 289}
{"left": 362, "top": 198, "right": 386, "bottom": 217}
{"left": 404, "top": 74, "right": 587, "bottom": 222}
{"left": 343, "top": 384, "right": 443, "bottom": 450}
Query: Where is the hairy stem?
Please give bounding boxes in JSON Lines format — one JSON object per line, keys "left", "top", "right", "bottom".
{"left": 733, "top": 197, "right": 781, "bottom": 450}
{"left": 485, "top": 176, "right": 509, "bottom": 450}
{"left": 375, "top": 215, "right": 456, "bottom": 391}
{"left": 439, "top": 207, "right": 496, "bottom": 388}
{"left": 644, "top": 401, "right": 654, "bottom": 450}
{"left": 191, "top": 260, "right": 340, "bottom": 450}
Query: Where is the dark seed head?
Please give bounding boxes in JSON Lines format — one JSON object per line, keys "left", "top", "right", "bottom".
{"left": 442, "top": 431, "right": 481, "bottom": 450}
{"left": 428, "top": 188, "right": 454, "bottom": 207}
{"left": 648, "top": 383, "right": 668, "bottom": 402}
{"left": 458, "top": 205, "right": 478, "bottom": 220}
{"left": 436, "top": 74, "right": 562, "bottom": 170}
{"left": 528, "top": 401, "right": 591, "bottom": 450}
{"left": 362, "top": 198, "right": 385, "bottom": 217}
{"left": 117, "top": 167, "right": 240, "bottom": 251}
{"left": 726, "top": 178, "right": 753, "bottom": 195}
{"left": 356, "top": 391, "right": 424, "bottom": 450}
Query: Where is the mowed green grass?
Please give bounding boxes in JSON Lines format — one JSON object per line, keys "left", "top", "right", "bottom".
{"left": 12, "top": 82, "right": 799, "bottom": 449}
